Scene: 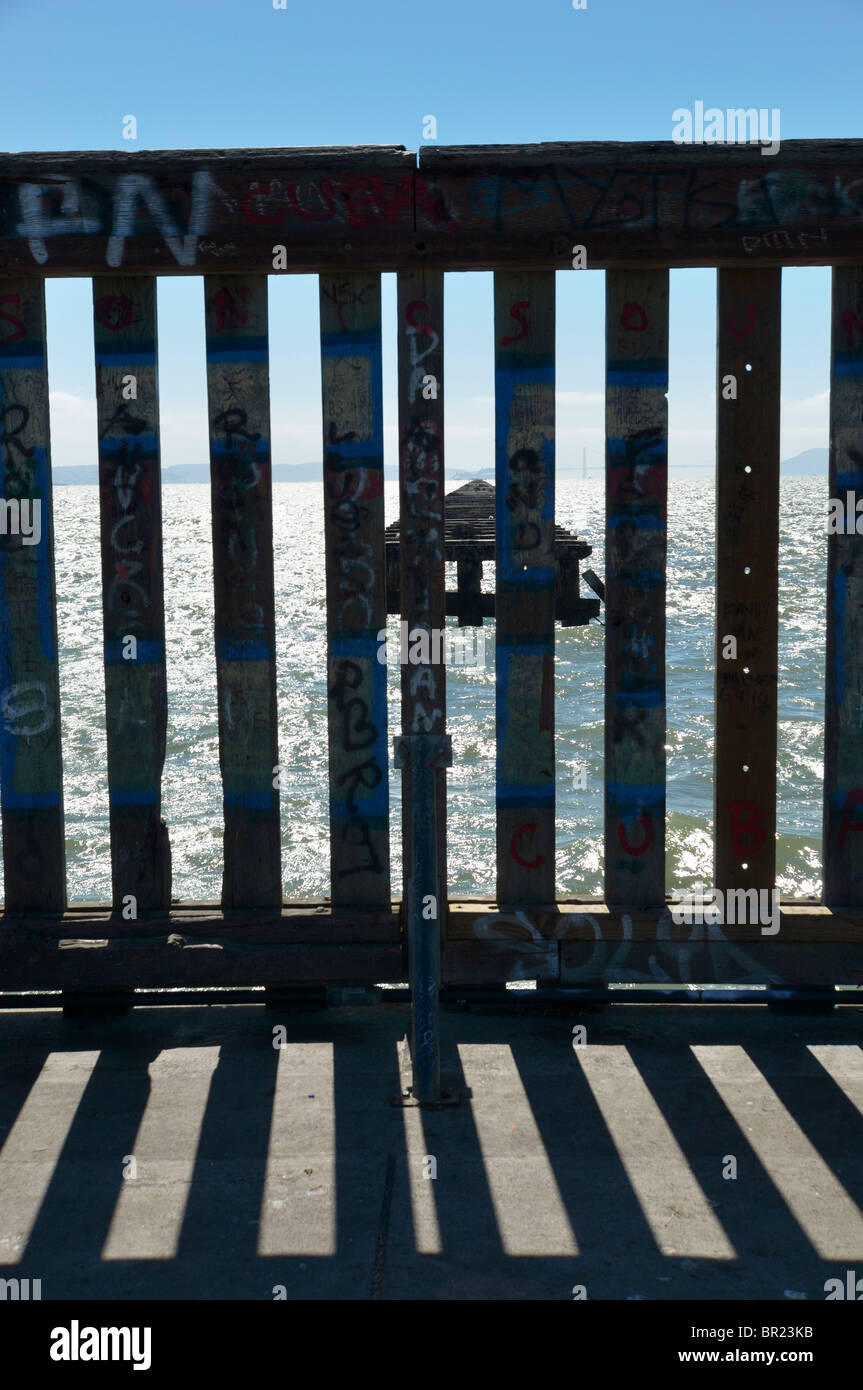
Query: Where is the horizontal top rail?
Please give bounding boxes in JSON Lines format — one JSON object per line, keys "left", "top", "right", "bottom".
{"left": 0, "top": 140, "right": 861, "bottom": 275}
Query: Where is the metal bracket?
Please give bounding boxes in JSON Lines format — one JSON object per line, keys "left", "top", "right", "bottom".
{"left": 393, "top": 733, "right": 453, "bottom": 769}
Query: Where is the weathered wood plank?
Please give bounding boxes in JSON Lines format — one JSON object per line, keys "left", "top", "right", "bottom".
{"left": 0, "top": 142, "right": 860, "bottom": 275}
{"left": 824, "top": 266, "right": 863, "bottom": 906}
{"left": 445, "top": 900, "right": 863, "bottom": 942}
{"left": 0, "top": 935, "right": 403, "bottom": 990}
{"left": 204, "top": 274, "right": 281, "bottom": 909}
{"left": 441, "top": 923, "right": 863, "bottom": 988}
{"left": 16, "top": 930, "right": 839, "bottom": 993}
{"left": 714, "top": 269, "right": 781, "bottom": 892}
{"left": 443, "top": 936, "right": 858, "bottom": 988}
{"left": 0, "top": 276, "right": 65, "bottom": 913}
{"left": 604, "top": 270, "right": 668, "bottom": 906}
{"left": 320, "top": 272, "right": 389, "bottom": 908}
{"left": 0, "top": 149, "right": 417, "bottom": 276}
{"left": 2, "top": 904, "right": 399, "bottom": 942}
{"left": 442, "top": 939, "right": 560, "bottom": 984}
{"left": 416, "top": 142, "right": 857, "bottom": 270}
{"left": 4, "top": 899, "right": 862, "bottom": 945}
{"left": 396, "top": 270, "right": 447, "bottom": 888}
{"left": 559, "top": 939, "right": 863, "bottom": 987}
{"left": 494, "top": 271, "right": 555, "bottom": 906}
{"left": 93, "top": 274, "right": 170, "bottom": 913}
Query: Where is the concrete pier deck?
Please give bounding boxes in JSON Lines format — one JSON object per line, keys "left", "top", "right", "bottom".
{"left": 1, "top": 1001, "right": 862, "bottom": 1301}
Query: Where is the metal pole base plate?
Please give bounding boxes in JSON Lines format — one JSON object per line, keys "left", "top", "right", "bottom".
{"left": 389, "top": 1088, "right": 461, "bottom": 1109}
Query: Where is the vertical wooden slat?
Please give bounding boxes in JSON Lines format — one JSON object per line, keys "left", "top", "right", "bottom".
{"left": 396, "top": 271, "right": 447, "bottom": 891}
{"left": 93, "top": 275, "right": 170, "bottom": 912}
{"left": 494, "top": 270, "right": 555, "bottom": 907}
{"left": 824, "top": 266, "right": 863, "bottom": 905}
{"left": 604, "top": 271, "right": 668, "bottom": 906}
{"left": 714, "top": 268, "right": 781, "bottom": 893}
{"left": 204, "top": 274, "right": 281, "bottom": 909}
{"left": 320, "top": 272, "right": 389, "bottom": 908}
{"left": 0, "top": 277, "right": 65, "bottom": 913}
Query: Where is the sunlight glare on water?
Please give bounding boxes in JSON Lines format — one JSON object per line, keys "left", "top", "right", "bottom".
{"left": 48, "top": 476, "right": 827, "bottom": 904}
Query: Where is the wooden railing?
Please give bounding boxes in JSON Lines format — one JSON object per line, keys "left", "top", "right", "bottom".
{"left": 0, "top": 141, "right": 862, "bottom": 1000}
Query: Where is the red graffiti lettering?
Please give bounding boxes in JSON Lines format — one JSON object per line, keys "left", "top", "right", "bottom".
{"left": 322, "top": 279, "right": 375, "bottom": 334}
{"left": 727, "top": 306, "right": 756, "bottom": 339}
{"left": 0, "top": 293, "right": 25, "bottom": 344}
{"left": 241, "top": 181, "right": 286, "bottom": 224}
{"left": 838, "top": 788, "right": 863, "bottom": 848}
{"left": 406, "top": 299, "right": 435, "bottom": 337}
{"left": 617, "top": 813, "right": 654, "bottom": 856}
{"left": 213, "top": 285, "right": 251, "bottom": 334}
{"left": 239, "top": 174, "right": 413, "bottom": 231}
{"left": 729, "top": 800, "right": 766, "bottom": 857}
{"left": 842, "top": 309, "right": 863, "bottom": 351}
{"left": 510, "top": 822, "right": 545, "bottom": 869}
{"left": 94, "top": 294, "right": 134, "bottom": 332}
{"left": 501, "top": 301, "right": 530, "bottom": 346}
{"left": 285, "top": 177, "right": 339, "bottom": 224}
{"left": 620, "top": 302, "right": 647, "bottom": 332}
{"left": 414, "top": 175, "right": 454, "bottom": 229}
{"left": 340, "top": 176, "right": 396, "bottom": 228}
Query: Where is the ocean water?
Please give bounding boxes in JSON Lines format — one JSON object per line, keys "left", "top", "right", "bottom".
{"left": 50, "top": 477, "right": 827, "bottom": 906}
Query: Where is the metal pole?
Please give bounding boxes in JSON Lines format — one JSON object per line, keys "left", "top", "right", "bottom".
{"left": 393, "top": 731, "right": 455, "bottom": 1106}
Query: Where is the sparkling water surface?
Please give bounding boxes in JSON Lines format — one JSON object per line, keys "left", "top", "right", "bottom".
{"left": 50, "top": 477, "right": 827, "bottom": 905}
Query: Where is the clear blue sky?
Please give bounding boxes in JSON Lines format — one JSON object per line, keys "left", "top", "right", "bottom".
{"left": 2, "top": 0, "right": 860, "bottom": 476}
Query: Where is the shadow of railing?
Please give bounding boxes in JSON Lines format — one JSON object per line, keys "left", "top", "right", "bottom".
{"left": 1, "top": 1004, "right": 863, "bottom": 1300}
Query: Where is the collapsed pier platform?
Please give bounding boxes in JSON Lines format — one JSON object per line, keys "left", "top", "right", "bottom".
{"left": 385, "top": 479, "right": 601, "bottom": 627}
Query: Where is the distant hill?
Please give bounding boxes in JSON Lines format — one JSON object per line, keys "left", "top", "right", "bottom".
{"left": 50, "top": 461, "right": 377, "bottom": 486}
{"left": 49, "top": 448, "right": 832, "bottom": 485}
{"left": 781, "top": 448, "right": 828, "bottom": 475}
